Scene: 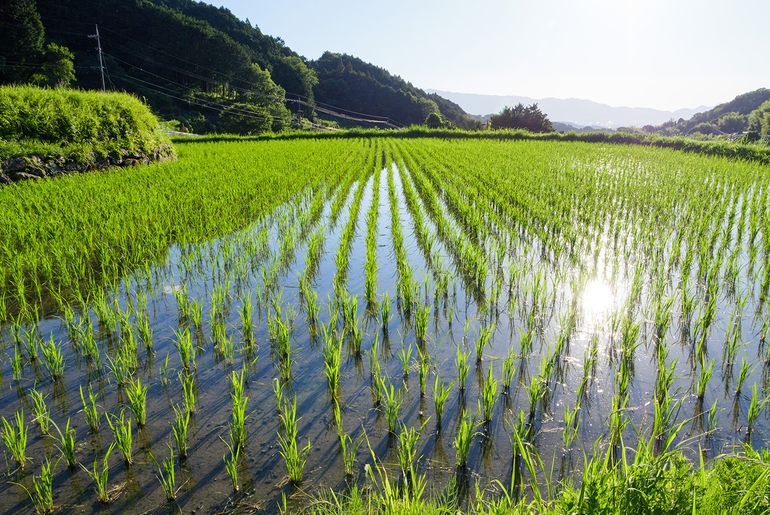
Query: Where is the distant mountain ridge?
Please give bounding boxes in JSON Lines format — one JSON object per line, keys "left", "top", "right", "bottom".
{"left": 428, "top": 89, "right": 709, "bottom": 129}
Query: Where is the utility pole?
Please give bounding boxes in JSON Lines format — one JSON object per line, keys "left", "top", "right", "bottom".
{"left": 88, "top": 24, "right": 106, "bottom": 91}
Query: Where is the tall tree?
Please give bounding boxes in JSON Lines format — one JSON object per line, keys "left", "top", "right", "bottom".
{"left": 489, "top": 103, "right": 554, "bottom": 133}
{"left": 0, "top": 0, "right": 45, "bottom": 83}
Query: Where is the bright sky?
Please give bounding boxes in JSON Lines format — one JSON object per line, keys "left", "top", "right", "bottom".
{"left": 217, "top": 0, "right": 770, "bottom": 111}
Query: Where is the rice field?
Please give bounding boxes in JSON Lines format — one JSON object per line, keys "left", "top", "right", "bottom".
{"left": 1, "top": 138, "right": 770, "bottom": 513}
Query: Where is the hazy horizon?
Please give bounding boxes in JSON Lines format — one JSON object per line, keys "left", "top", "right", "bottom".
{"left": 216, "top": 0, "right": 769, "bottom": 111}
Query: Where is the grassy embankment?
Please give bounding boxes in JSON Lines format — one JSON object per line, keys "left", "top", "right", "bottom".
{"left": 0, "top": 85, "right": 174, "bottom": 181}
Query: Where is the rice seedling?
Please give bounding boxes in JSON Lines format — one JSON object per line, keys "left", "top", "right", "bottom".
{"left": 154, "top": 445, "right": 179, "bottom": 502}
{"left": 175, "top": 328, "right": 196, "bottom": 372}
{"left": 414, "top": 304, "right": 430, "bottom": 344}
{"left": 456, "top": 345, "right": 470, "bottom": 391}
{"left": 2, "top": 409, "right": 28, "bottom": 469}
{"left": 417, "top": 347, "right": 430, "bottom": 396}
{"left": 136, "top": 310, "right": 153, "bottom": 352}
{"left": 475, "top": 324, "right": 494, "bottom": 364}
{"left": 273, "top": 377, "right": 284, "bottom": 412}
{"left": 398, "top": 342, "right": 413, "bottom": 379}
{"left": 240, "top": 291, "right": 255, "bottom": 350}
{"left": 12, "top": 345, "right": 23, "bottom": 381}
{"left": 380, "top": 379, "right": 402, "bottom": 434}
{"left": 24, "top": 327, "right": 41, "bottom": 362}
{"left": 81, "top": 324, "right": 100, "bottom": 366}
{"left": 735, "top": 355, "right": 754, "bottom": 396}
{"left": 396, "top": 422, "right": 425, "bottom": 493}
{"left": 27, "top": 458, "right": 54, "bottom": 514}
{"left": 380, "top": 293, "right": 391, "bottom": 333}
{"left": 172, "top": 405, "right": 190, "bottom": 459}
{"left": 480, "top": 364, "right": 499, "bottom": 424}
{"left": 107, "top": 411, "right": 133, "bottom": 466}
{"left": 277, "top": 397, "right": 312, "bottom": 484}
{"left": 82, "top": 443, "right": 114, "bottom": 503}
{"left": 339, "top": 431, "right": 363, "bottom": 477}
{"left": 30, "top": 389, "right": 51, "bottom": 436}
{"left": 349, "top": 320, "right": 363, "bottom": 356}
{"left": 746, "top": 382, "right": 769, "bottom": 440}
{"left": 501, "top": 352, "right": 515, "bottom": 393}
{"left": 40, "top": 334, "right": 64, "bottom": 380}
{"left": 697, "top": 359, "right": 714, "bottom": 401}
{"left": 562, "top": 404, "right": 581, "bottom": 450}
{"left": 189, "top": 299, "right": 203, "bottom": 331}
{"left": 53, "top": 417, "right": 78, "bottom": 469}
{"left": 125, "top": 377, "right": 148, "bottom": 427}
{"left": 179, "top": 370, "right": 197, "bottom": 414}
{"left": 323, "top": 329, "right": 343, "bottom": 400}
{"left": 433, "top": 375, "right": 453, "bottom": 433}
{"left": 223, "top": 438, "right": 240, "bottom": 492}
{"left": 107, "top": 353, "right": 132, "bottom": 388}
{"left": 229, "top": 368, "right": 248, "bottom": 451}
{"left": 454, "top": 413, "right": 475, "bottom": 469}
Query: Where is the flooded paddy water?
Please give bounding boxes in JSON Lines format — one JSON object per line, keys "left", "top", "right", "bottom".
{"left": 1, "top": 138, "right": 770, "bottom": 513}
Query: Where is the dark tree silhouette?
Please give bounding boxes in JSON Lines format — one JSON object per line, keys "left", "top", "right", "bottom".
{"left": 489, "top": 103, "right": 553, "bottom": 132}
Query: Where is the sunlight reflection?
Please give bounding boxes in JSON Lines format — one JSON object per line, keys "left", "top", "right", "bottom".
{"left": 581, "top": 278, "right": 615, "bottom": 326}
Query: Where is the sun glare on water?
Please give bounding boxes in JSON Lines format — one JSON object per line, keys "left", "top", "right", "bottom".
{"left": 581, "top": 278, "right": 615, "bottom": 325}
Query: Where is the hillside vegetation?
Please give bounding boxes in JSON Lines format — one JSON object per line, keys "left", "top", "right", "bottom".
{"left": 0, "top": 0, "right": 479, "bottom": 133}
{"left": 312, "top": 52, "right": 479, "bottom": 128}
{"left": 0, "top": 85, "right": 173, "bottom": 181}
{"left": 651, "top": 88, "right": 770, "bottom": 140}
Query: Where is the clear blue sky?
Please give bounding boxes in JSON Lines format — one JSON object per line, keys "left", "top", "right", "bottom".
{"left": 216, "top": 0, "right": 770, "bottom": 111}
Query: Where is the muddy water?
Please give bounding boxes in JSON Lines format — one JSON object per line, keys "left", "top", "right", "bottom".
{"left": 0, "top": 163, "right": 768, "bottom": 514}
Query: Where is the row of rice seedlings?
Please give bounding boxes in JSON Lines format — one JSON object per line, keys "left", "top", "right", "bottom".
{"left": 364, "top": 166, "right": 382, "bottom": 305}
{"left": 394, "top": 153, "right": 450, "bottom": 291}
{"left": 406, "top": 144, "right": 499, "bottom": 263}
{"left": 386, "top": 162, "right": 416, "bottom": 315}
{"left": 333, "top": 163, "right": 373, "bottom": 295}
{"left": 400, "top": 148, "right": 488, "bottom": 299}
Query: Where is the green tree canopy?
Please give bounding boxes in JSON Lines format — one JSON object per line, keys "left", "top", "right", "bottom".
{"left": 0, "top": 0, "right": 45, "bottom": 83}
{"left": 489, "top": 103, "right": 554, "bottom": 133}
{"left": 35, "top": 43, "right": 76, "bottom": 87}
{"left": 425, "top": 112, "right": 444, "bottom": 129}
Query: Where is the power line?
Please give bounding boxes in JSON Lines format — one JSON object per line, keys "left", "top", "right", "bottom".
{"left": 96, "top": 26, "right": 400, "bottom": 124}
{"left": 105, "top": 55, "right": 280, "bottom": 121}
{"left": 114, "top": 73, "right": 277, "bottom": 124}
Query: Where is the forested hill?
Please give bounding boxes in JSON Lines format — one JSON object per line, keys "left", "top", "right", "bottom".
{"left": 652, "top": 88, "right": 770, "bottom": 140}
{"left": 1, "top": 0, "right": 476, "bottom": 133}
{"left": 312, "top": 53, "right": 478, "bottom": 128}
